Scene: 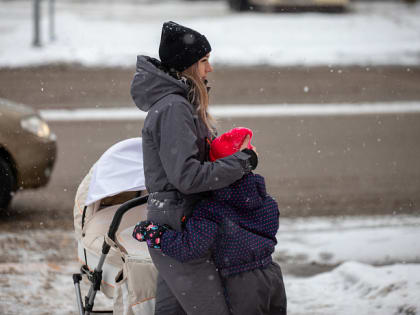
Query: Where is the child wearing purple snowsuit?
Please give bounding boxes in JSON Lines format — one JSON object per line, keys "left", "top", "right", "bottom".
{"left": 134, "top": 171, "right": 287, "bottom": 315}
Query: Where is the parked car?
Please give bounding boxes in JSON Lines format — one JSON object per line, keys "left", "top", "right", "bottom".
{"left": 227, "top": 0, "right": 349, "bottom": 12}
{"left": 0, "top": 98, "right": 57, "bottom": 210}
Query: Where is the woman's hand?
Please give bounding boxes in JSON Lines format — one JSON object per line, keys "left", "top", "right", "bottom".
{"left": 239, "top": 135, "right": 258, "bottom": 156}
{"left": 239, "top": 135, "right": 259, "bottom": 171}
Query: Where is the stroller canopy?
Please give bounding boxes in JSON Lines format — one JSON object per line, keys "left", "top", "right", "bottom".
{"left": 85, "top": 137, "right": 146, "bottom": 206}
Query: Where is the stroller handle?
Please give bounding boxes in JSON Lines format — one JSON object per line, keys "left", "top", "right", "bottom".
{"left": 104, "top": 195, "right": 149, "bottom": 254}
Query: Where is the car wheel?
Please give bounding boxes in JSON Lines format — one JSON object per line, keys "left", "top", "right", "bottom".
{"left": 0, "top": 158, "right": 15, "bottom": 210}
{"left": 228, "top": 0, "right": 250, "bottom": 11}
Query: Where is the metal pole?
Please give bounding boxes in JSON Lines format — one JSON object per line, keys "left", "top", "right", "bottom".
{"left": 49, "top": 0, "right": 55, "bottom": 41}
{"left": 84, "top": 253, "right": 107, "bottom": 315}
{"left": 73, "top": 274, "right": 85, "bottom": 315}
{"left": 33, "top": 0, "right": 42, "bottom": 47}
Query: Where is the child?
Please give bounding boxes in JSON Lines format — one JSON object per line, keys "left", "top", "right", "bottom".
{"left": 133, "top": 127, "right": 287, "bottom": 315}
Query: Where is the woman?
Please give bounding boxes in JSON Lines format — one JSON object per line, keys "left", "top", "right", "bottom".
{"left": 131, "top": 21, "right": 258, "bottom": 315}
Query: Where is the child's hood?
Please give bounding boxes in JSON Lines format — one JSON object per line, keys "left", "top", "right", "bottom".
{"left": 212, "top": 173, "right": 267, "bottom": 211}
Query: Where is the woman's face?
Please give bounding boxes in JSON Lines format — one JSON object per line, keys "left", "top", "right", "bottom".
{"left": 197, "top": 53, "right": 213, "bottom": 81}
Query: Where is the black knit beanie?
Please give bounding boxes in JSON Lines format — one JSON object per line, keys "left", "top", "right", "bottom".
{"left": 159, "top": 21, "right": 212, "bottom": 72}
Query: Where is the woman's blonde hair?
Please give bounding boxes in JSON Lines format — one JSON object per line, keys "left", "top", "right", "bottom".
{"left": 182, "top": 63, "right": 216, "bottom": 135}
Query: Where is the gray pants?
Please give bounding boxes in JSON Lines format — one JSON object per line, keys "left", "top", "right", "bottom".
{"left": 149, "top": 249, "right": 231, "bottom": 315}
{"left": 147, "top": 195, "right": 230, "bottom": 315}
{"left": 225, "top": 262, "right": 287, "bottom": 315}
{"left": 153, "top": 274, "right": 185, "bottom": 315}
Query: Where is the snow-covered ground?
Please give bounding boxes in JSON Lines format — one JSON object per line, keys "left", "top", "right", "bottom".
{"left": 0, "top": 215, "right": 419, "bottom": 314}
{"left": 287, "top": 262, "right": 420, "bottom": 315}
{"left": 1, "top": 0, "right": 420, "bottom": 68}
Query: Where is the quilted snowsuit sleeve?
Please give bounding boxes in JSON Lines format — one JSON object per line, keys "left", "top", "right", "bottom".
{"left": 160, "top": 201, "right": 219, "bottom": 262}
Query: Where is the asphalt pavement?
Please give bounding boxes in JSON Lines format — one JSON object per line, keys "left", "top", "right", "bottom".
{"left": 0, "top": 65, "right": 419, "bottom": 229}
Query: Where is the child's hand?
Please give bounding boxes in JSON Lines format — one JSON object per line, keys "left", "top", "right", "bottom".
{"left": 132, "top": 220, "right": 170, "bottom": 249}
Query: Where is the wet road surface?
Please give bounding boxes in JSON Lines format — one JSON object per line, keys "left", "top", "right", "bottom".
{"left": 0, "top": 65, "right": 419, "bottom": 229}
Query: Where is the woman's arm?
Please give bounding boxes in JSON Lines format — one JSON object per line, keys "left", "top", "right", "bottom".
{"left": 156, "top": 100, "right": 253, "bottom": 194}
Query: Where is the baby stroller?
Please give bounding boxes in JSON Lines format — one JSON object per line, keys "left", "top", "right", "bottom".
{"left": 72, "top": 137, "right": 157, "bottom": 315}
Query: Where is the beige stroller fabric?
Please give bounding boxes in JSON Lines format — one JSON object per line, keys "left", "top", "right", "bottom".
{"left": 113, "top": 226, "right": 158, "bottom": 315}
{"left": 74, "top": 166, "right": 93, "bottom": 243}
{"left": 73, "top": 138, "right": 158, "bottom": 314}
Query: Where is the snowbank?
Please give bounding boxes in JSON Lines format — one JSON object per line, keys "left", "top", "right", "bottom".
{"left": 287, "top": 261, "right": 420, "bottom": 315}
{"left": 39, "top": 102, "right": 420, "bottom": 122}
{"left": 275, "top": 215, "right": 420, "bottom": 266}
{"left": 1, "top": 1, "right": 420, "bottom": 68}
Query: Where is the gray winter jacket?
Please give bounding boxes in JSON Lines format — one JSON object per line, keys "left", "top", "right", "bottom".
{"left": 131, "top": 56, "right": 252, "bottom": 224}
{"left": 131, "top": 55, "right": 252, "bottom": 315}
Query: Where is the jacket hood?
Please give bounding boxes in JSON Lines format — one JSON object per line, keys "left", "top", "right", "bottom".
{"left": 130, "top": 55, "right": 188, "bottom": 112}
{"left": 213, "top": 173, "right": 267, "bottom": 211}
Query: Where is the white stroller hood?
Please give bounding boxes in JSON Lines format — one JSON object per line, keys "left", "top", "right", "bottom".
{"left": 85, "top": 137, "right": 146, "bottom": 206}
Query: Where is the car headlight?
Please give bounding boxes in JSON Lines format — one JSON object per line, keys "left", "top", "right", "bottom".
{"left": 20, "top": 116, "right": 54, "bottom": 140}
